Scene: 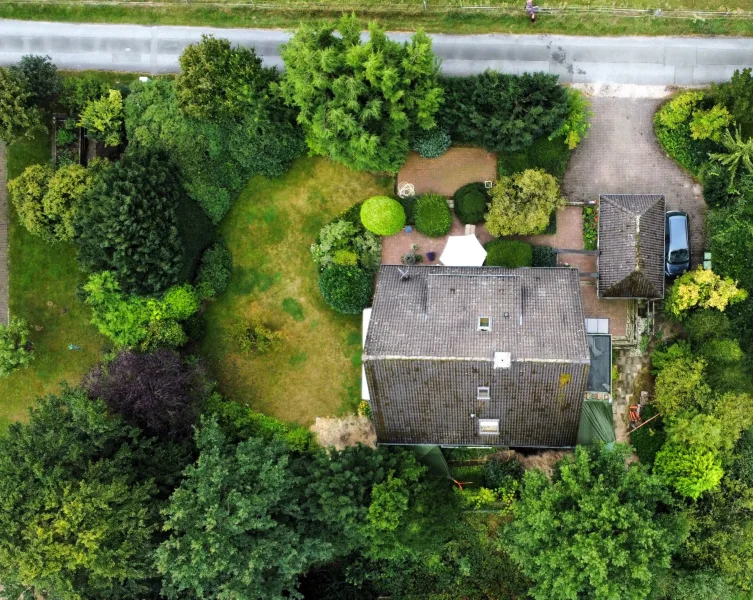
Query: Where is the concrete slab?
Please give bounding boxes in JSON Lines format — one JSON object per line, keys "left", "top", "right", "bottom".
{"left": 664, "top": 46, "right": 697, "bottom": 67}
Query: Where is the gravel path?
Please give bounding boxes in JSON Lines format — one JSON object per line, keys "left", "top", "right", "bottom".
{"left": 563, "top": 97, "right": 705, "bottom": 269}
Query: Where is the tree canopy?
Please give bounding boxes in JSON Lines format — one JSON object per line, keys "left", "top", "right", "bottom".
{"left": 0, "top": 66, "right": 43, "bottom": 144}
{"left": 176, "top": 35, "right": 277, "bottom": 122}
{"left": 505, "top": 444, "right": 687, "bottom": 600}
{"left": 126, "top": 78, "right": 304, "bottom": 223}
{"left": 75, "top": 147, "right": 185, "bottom": 295}
{"left": 0, "top": 388, "right": 166, "bottom": 600}
{"left": 485, "top": 169, "right": 565, "bottom": 236}
{"left": 279, "top": 15, "right": 442, "bottom": 173}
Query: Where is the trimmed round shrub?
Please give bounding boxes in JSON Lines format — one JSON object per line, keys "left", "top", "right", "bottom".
{"left": 484, "top": 240, "right": 533, "bottom": 268}
{"left": 318, "top": 265, "right": 372, "bottom": 314}
{"left": 532, "top": 245, "right": 557, "bottom": 267}
{"left": 196, "top": 241, "right": 233, "bottom": 300}
{"left": 414, "top": 193, "right": 452, "bottom": 237}
{"left": 454, "top": 182, "right": 489, "bottom": 225}
{"left": 360, "top": 196, "right": 406, "bottom": 236}
{"left": 412, "top": 127, "right": 452, "bottom": 159}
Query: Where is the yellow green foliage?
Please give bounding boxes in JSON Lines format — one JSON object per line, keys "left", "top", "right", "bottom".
{"left": 666, "top": 267, "right": 747, "bottom": 319}
{"left": 78, "top": 88, "right": 123, "bottom": 147}
{"left": 690, "top": 104, "right": 733, "bottom": 142}
{"left": 656, "top": 91, "right": 703, "bottom": 130}
{"left": 485, "top": 169, "right": 565, "bottom": 236}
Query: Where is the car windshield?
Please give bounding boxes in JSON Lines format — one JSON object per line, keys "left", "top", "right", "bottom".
{"left": 669, "top": 249, "right": 689, "bottom": 264}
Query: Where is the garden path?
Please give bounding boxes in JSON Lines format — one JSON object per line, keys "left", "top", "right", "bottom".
{"left": 562, "top": 97, "right": 705, "bottom": 268}
{"left": 0, "top": 142, "right": 8, "bottom": 326}
{"left": 398, "top": 148, "right": 497, "bottom": 197}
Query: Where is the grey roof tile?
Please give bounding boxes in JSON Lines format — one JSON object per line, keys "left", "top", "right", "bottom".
{"left": 597, "top": 194, "right": 665, "bottom": 299}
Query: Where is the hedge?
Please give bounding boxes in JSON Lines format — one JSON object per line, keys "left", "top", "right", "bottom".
{"left": 414, "top": 193, "right": 453, "bottom": 237}
{"left": 412, "top": 127, "right": 451, "bottom": 159}
{"left": 454, "top": 182, "right": 489, "bottom": 225}
{"left": 497, "top": 135, "right": 571, "bottom": 182}
{"left": 532, "top": 245, "right": 557, "bottom": 267}
{"left": 484, "top": 240, "right": 533, "bottom": 268}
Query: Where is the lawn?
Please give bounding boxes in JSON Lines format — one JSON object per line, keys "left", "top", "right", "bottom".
{"left": 201, "top": 157, "right": 392, "bottom": 426}
{"left": 0, "top": 130, "right": 106, "bottom": 429}
{"left": 1, "top": 3, "right": 753, "bottom": 37}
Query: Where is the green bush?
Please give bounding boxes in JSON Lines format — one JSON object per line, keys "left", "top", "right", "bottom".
{"left": 205, "top": 393, "right": 313, "bottom": 450}
{"left": 411, "top": 127, "right": 451, "bottom": 159}
{"left": 12, "top": 54, "right": 62, "bottom": 110}
{"left": 549, "top": 87, "right": 593, "bottom": 150}
{"left": 702, "top": 167, "right": 735, "bottom": 208}
{"left": 0, "top": 67, "right": 44, "bottom": 145}
{"left": 713, "top": 67, "right": 753, "bottom": 128}
{"left": 0, "top": 317, "right": 34, "bottom": 377}
{"left": 74, "top": 147, "right": 185, "bottom": 296}
{"left": 360, "top": 196, "right": 406, "bottom": 236}
{"left": 630, "top": 404, "right": 666, "bottom": 465}
{"left": 684, "top": 310, "right": 730, "bottom": 345}
{"left": 484, "top": 457, "right": 523, "bottom": 488}
{"left": 532, "top": 245, "right": 557, "bottom": 267}
{"left": 438, "top": 71, "right": 568, "bottom": 152}
{"left": 453, "top": 182, "right": 488, "bottom": 225}
{"left": 232, "top": 314, "right": 284, "bottom": 354}
{"left": 78, "top": 89, "right": 124, "bottom": 147}
{"left": 397, "top": 196, "right": 417, "bottom": 226}
{"left": 486, "top": 169, "right": 564, "bottom": 237}
{"left": 83, "top": 271, "right": 201, "bottom": 350}
{"left": 654, "top": 92, "right": 721, "bottom": 176}
{"left": 196, "top": 241, "right": 233, "bottom": 300}
{"left": 318, "top": 265, "right": 373, "bottom": 314}
{"left": 733, "top": 427, "right": 753, "bottom": 486}
{"left": 125, "top": 78, "right": 304, "bottom": 224}
{"left": 414, "top": 193, "right": 452, "bottom": 237}
{"left": 498, "top": 135, "right": 572, "bottom": 182}
{"left": 61, "top": 75, "right": 109, "bottom": 115}
{"left": 311, "top": 216, "right": 381, "bottom": 272}
{"left": 484, "top": 240, "right": 533, "bottom": 268}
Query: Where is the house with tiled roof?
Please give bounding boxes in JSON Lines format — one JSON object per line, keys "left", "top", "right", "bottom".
{"left": 597, "top": 194, "right": 666, "bottom": 299}
{"left": 362, "top": 266, "right": 592, "bottom": 448}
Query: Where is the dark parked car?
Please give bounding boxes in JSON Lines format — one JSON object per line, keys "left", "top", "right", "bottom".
{"left": 665, "top": 211, "right": 690, "bottom": 276}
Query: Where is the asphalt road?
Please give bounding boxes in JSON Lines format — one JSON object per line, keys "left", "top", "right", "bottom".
{"left": 0, "top": 19, "right": 752, "bottom": 83}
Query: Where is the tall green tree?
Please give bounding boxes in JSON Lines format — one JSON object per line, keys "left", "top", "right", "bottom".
{"left": 11, "top": 54, "right": 62, "bottom": 110}
{"left": 176, "top": 35, "right": 276, "bottom": 122}
{"left": 0, "top": 387, "right": 169, "bottom": 600}
{"left": 0, "top": 66, "right": 43, "bottom": 144}
{"left": 156, "top": 419, "right": 335, "bottom": 600}
{"left": 126, "top": 78, "right": 304, "bottom": 223}
{"left": 75, "top": 148, "right": 184, "bottom": 295}
{"left": 505, "top": 444, "right": 687, "bottom": 600}
{"left": 279, "top": 15, "right": 442, "bottom": 173}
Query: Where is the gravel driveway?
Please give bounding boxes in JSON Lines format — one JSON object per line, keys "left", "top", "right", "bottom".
{"left": 562, "top": 97, "right": 705, "bottom": 269}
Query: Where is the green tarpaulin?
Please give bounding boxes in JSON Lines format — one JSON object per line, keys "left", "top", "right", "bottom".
{"left": 577, "top": 400, "right": 616, "bottom": 445}
{"left": 412, "top": 445, "right": 453, "bottom": 479}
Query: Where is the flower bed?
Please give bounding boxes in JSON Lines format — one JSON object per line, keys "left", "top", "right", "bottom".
{"left": 583, "top": 205, "right": 598, "bottom": 251}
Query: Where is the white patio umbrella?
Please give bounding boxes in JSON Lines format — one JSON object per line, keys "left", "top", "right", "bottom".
{"left": 439, "top": 234, "right": 487, "bottom": 267}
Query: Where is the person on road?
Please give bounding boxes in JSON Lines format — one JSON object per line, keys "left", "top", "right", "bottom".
{"left": 525, "top": 0, "right": 538, "bottom": 21}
